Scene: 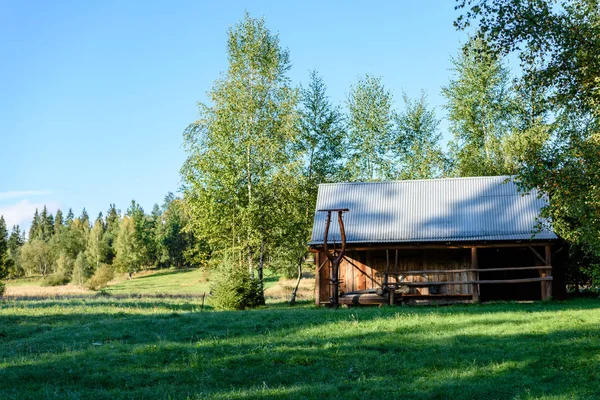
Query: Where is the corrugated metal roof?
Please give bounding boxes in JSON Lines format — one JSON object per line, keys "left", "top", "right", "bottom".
{"left": 310, "top": 176, "right": 557, "bottom": 245}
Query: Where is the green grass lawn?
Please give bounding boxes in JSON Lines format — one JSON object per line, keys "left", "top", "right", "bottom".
{"left": 4, "top": 276, "right": 44, "bottom": 287}
{"left": 100, "top": 268, "right": 280, "bottom": 296}
{"left": 102, "top": 268, "right": 211, "bottom": 295}
{"left": 1, "top": 298, "right": 600, "bottom": 399}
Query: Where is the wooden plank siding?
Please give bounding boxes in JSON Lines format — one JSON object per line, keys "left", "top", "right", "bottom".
{"left": 315, "top": 244, "right": 559, "bottom": 305}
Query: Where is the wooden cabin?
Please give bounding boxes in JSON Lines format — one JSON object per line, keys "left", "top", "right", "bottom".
{"left": 309, "top": 176, "right": 567, "bottom": 306}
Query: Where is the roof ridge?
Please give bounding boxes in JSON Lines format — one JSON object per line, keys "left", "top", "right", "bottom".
{"left": 317, "top": 175, "right": 514, "bottom": 186}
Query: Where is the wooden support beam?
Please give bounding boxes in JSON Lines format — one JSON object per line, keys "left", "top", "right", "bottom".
{"left": 471, "top": 247, "right": 480, "bottom": 303}
{"left": 528, "top": 246, "right": 547, "bottom": 265}
{"left": 543, "top": 244, "right": 553, "bottom": 300}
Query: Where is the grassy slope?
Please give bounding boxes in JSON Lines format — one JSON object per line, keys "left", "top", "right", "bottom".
{"left": 102, "top": 269, "right": 212, "bottom": 295}
{"left": 1, "top": 298, "right": 599, "bottom": 399}
{"left": 73, "top": 268, "right": 281, "bottom": 296}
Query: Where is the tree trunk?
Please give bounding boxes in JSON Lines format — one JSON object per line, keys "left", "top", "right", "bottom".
{"left": 257, "top": 236, "right": 266, "bottom": 304}
{"left": 289, "top": 256, "right": 303, "bottom": 306}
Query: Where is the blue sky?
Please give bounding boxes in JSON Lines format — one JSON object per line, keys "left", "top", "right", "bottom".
{"left": 0, "top": 0, "right": 469, "bottom": 231}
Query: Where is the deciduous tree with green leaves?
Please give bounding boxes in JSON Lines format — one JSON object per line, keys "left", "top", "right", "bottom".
{"left": 394, "top": 91, "right": 448, "bottom": 179}
{"left": 86, "top": 217, "right": 108, "bottom": 271}
{"left": 455, "top": 0, "right": 600, "bottom": 284}
{"left": 442, "top": 37, "right": 517, "bottom": 177}
{"left": 20, "top": 239, "right": 52, "bottom": 277}
{"left": 114, "top": 216, "right": 142, "bottom": 278}
{"left": 182, "top": 12, "right": 300, "bottom": 306}
{"left": 346, "top": 74, "right": 397, "bottom": 181}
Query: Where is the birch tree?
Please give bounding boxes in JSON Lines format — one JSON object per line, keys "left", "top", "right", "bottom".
{"left": 442, "top": 37, "right": 517, "bottom": 177}
{"left": 394, "top": 91, "right": 448, "bottom": 179}
{"left": 182, "top": 13, "right": 300, "bottom": 305}
{"left": 346, "top": 74, "right": 397, "bottom": 181}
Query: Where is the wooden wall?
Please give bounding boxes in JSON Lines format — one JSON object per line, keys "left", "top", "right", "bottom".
{"left": 315, "top": 248, "right": 471, "bottom": 304}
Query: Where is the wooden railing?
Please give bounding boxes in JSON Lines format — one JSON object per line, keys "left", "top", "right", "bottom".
{"left": 382, "top": 266, "right": 553, "bottom": 303}
{"left": 383, "top": 266, "right": 552, "bottom": 286}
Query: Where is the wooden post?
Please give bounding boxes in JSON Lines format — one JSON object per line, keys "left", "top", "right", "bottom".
{"left": 314, "top": 252, "right": 321, "bottom": 306}
{"left": 542, "top": 245, "right": 553, "bottom": 300}
{"left": 471, "top": 247, "right": 480, "bottom": 303}
{"left": 320, "top": 209, "right": 349, "bottom": 308}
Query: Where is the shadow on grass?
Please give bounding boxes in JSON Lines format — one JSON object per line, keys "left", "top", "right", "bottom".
{"left": 1, "top": 298, "right": 599, "bottom": 399}
{"left": 127, "top": 268, "right": 199, "bottom": 280}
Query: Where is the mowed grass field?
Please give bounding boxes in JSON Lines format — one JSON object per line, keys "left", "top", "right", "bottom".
{"left": 1, "top": 296, "right": 600, "bottom": 399}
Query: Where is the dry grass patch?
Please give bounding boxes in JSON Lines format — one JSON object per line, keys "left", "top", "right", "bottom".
{"left": 4, "top": 283, "right": 93, "bottom": 298}
{"left": 264, "top": 274, "right": 315, "bottom": 301}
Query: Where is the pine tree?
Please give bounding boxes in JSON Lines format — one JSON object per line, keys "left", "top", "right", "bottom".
{"left": 0, "top": 216, "right": 12, "bottom": 292}
{"left": 40, "top": 206, "right": 54, "bottom": 241}
{"left": 7, "top": 225, "right": 25, "bottom": 278}
{"left": 148, "top": 204, "right": 161, "bottom": 266}
{"left": 29, "top": 209, "right": 41, "bottom": 241}
{"left": 65, "top": 209, "right": 74, "bottom": 227}
{"left": 95, "top": 212, "right": 104, "bottom": 228}
{"left": 80, "top": 208, "right": 90, "bottom": 228}
{"left": 105, "top": 204, "right": 120, "bottom": 264}
{"left": 54, "top": 209, "right": 64, "bottom": 234}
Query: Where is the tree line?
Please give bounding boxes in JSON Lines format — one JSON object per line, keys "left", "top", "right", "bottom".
{"left": 0, "top": 193, "right": 200, "bottom": 292}
{"left": 1, "top": 2, "right": 598, "bottom": 303}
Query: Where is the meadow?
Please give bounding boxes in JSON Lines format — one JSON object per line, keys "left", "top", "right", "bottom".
{"left": 1, "top": 286, "right": 600, "bottom": 399}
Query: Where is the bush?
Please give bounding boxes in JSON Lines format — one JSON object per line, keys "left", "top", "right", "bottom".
{"left": 86, "top": 264, "right": 115, "bottom": 291}
{"left": 0, "top": 281, "right": 5, "bottom": 296}
{"left": 42, "top": 272, "right": 70, "bottom": 287}
{"left": 71, "top": 252, "right": 93, "bottom": 287}
{"left": 210, "top": 260, "right": 264, "bottom": 310}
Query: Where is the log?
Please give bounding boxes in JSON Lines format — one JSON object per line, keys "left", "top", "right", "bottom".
{"left": 399, "top": 277, "right": 553, "bottom": 286}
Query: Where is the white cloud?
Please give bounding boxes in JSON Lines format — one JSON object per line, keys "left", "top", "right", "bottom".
{"left": 0, "top": 190, "right": 52, "bottom": 200}
{"left": 0, "top": 200, "right": 60, "bottom": 230}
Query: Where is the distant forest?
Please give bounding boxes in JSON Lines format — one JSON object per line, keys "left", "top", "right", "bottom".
{"left": 1, "top": 4, "right": 599, "bottom": 307}
{"left": 0, "top": 194, "right": 201, "bottom": 290}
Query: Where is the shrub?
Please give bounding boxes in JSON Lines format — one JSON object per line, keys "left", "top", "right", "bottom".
{"left": 86, "top": 264, "right": 115, "bottom": 291}
{"left": 71, "top": 252, "right": 92, "bottom": 287}
{"left": 42, "top": 272, "right": 70, "bottom": 287}
{"left": 210, "top": 260, "right": 264, "bottom": 310}
{"left": 0, "top": 281, "right": 5, "bottom": 296}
